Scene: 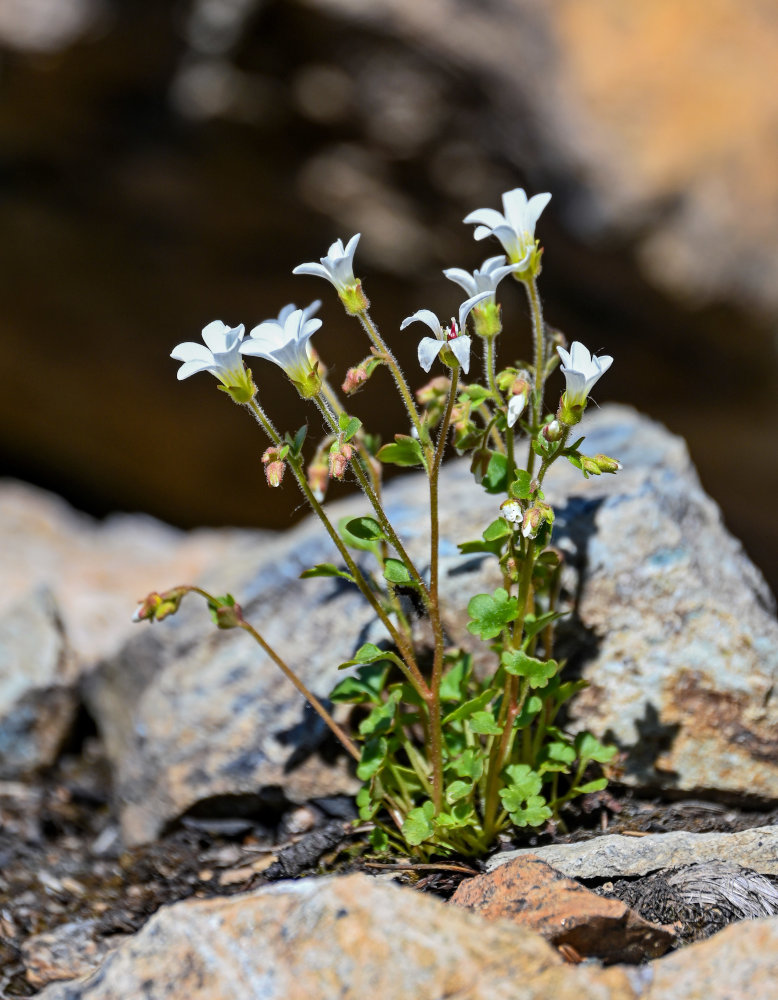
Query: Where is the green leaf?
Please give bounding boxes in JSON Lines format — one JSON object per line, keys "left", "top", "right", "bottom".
{"left": 449, "top": 749, "right": 484, "bottom": 782}
{"left": 329, "top": 662, "right": 388, "bottom": 704}
{"left": 369, "top": 827, "right": 389, "bottom": 851}
{"left": 469, "top": 710, "right": 503, "bottom": 735}
{"left": 356, "top": 736, "right": 387, "bottom": 780}
{"left": 482, "top": 518, "right": 512, "bottom": 542}
{"left": 383, "top": 558, "right": 411, "bottom": 585}
{"left": 521, "top": 610, "right": 565, "bottom": 642}
{"left": 509, "top": 797, "right": 553, "bottom": 828}
{"left": 299, "top": 563, "right": 356, "bottom": 584}
{"left": 358, "top": 691, "right": 399, "bottom": 737}
{"left": 482, "top": 452, "right": 508, "bottom": 494}
{"left": 285, "top": 424, "right": 308, "bottom": 458}
{"left": 467, "top": 588, "right": 519, "bottom": 640}
{"left": 501, "top": 650, "right": 559, "bottom": 689}
{"left": 575, "top": 732, "right": 618, "bottom": 764}
{"left": 338, "top": 413, "right": 362, "bottom": 442}
{"left": 460, "top": 384, "right": 493, "bottom": 407}
{"left": 441, "top": 688, "right": 494, "bottom": 725}
{"left": 575, "top": 778, "right": 608, "bottom": 795}
{"left": 501, "top": 763, "right": 543, "bottom": 804}
{"left": 401, "top": 801, "right": 436, "bottom": 846}
{"left": 514, "top": 694, "right": 543, "bottom": 727}
{"left": 344, "top": 516, "right": 387, "bottom": 542}
{"left": 445, "top": 780, "right": 472, "bottom": 804}
{"left": 376, "top": 434, "right": 425, "bottom": 467}
{"left": 355, "top": 785, "right": 380, "bottom": 820}
{"left": 457, "top": 538, "right": 504, "bottom": 557}
{"left": 439, "top": 657, "right": 471, "bottom": 702}
{"left": 338, "top": 516, "right": 381, "bottom": 554}
{"left": 509, "top": 470, "right": 533, "bottom": 500}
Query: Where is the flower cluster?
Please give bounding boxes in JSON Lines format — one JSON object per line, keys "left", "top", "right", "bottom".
{"left": 158, "top": 186, "right": 619, "bottom": 860}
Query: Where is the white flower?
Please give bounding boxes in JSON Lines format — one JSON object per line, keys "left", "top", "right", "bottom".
{"left": 240, "top": 308, "right": 323, "bottom": 393}
{"left": 276, "top": 300, "right": 321, "bottom": 324}
{"left": 556, "top": 341, "right": 613, "bottom": 407}
{"left": 506, "top": 391, "right": 528, "bottom": 428}
{"left": 500, "top": 499, "right": 522, "bottom": 525}
{"left": 292, "top": 235, "right": 361, "bottom": 292}
{"left": 442, "top": 255, "right": 522, "bottom": 301}
{"left": 171, "top": 321, "right": 251, "bottom": 396}
{"left": 463, "top": 189, "right": 551, "bottom": 267}
{"left": 400, "top": 291, "right": 491, "bottom": 374}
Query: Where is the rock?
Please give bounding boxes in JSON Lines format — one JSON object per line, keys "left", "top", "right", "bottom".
{"left": 450, "top": 855, "right": 675, "bottom": 964}
{"left": 81, "top": 405, "right": 778, "bottom": 842}
{"left": 643, "top": 915, "right": 778, "bottom": 1000}
{"left": 33, "top": 873, "right": 638, "bottom": 1000}
{"left": 0, "top": 586, "right": 78, "bottom": 777}
{"left": 489, "top": 826, "right": 778, "bottom": 879}
{"left": 21, "top": 920, "right": 126, "bottom": 989}
{"left": 0, "top": 479, "right": 261, "bottom": 668}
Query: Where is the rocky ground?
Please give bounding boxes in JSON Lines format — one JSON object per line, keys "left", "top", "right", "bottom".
{"left": 2, "top": 406, "right": 778, "bottom": 995}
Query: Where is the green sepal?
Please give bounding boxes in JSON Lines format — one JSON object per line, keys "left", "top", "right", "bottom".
{"left": 376, "top": 435, "right": 426, "bottom": 468}
{"left": 299, "top": 563, "right": 356, "bottom": 584}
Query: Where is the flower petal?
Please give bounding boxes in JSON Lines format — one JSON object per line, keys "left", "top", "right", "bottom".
{"left": 442, "top": 267, "right": 477, "bottom": 296}
{"left": 463, "top": 207, "right": 506, "bottom": 229}
{"left": 457, "top": 290, "right": 492, "bottom": 333}
{"left": 401, "top": 309, "right": 441, "bottom": 337}
{"left": 418, "top": 337, "right": 444, "bottom": 372}
{"left": 292, "top": 262, "right": 332, "bottom": 280}
{"left": 449, "top": 335, "right": 472, "bottom": 374}
{"left": 507, "top": 393, "right": 527, "bottom": 427}
{"left": 170, "top": 342, "right": 212, "bottom": 363}
{"left": 175, "top": 358, "right": 213, "bottom": 380}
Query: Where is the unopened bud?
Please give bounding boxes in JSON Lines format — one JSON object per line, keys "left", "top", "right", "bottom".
{"left": 132, "top": 586, "right": 189, "bottom": 623}
{"left": 262, "top": 447, "right": 287, "bottom": 488}
{"left": 521, "top": 506, "right": 543, "bottom": 539}
{"left": 342, "top": 366, "right": 368, "bottom": 395}
{"left": 416, "top": 375, "right": 450, "bottom": 405}
{"left": 213, "top": 600, "right": 244, "bottom": 629}
{"left": 307, "top": 458, "right": 329, "bottom": 501}
{"left": 500, "top": 499, "right": 523, "bottom": 525}
{"left": 593, "top": 453, "right": 622, "bottom": 474}
{"left": 329, "top": 441, "right": 354, "bottom": 481}
{"left": 471, "top": 300, "right": 502, "bottom": 339}
{"left": 542, "top": 419, "right": 562, "bottom": 442}
{"left": 580, "top": 456, "right": 602, "bottom": 477}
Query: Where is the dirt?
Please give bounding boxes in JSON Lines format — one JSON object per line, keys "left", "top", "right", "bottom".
{"left": 1, "top": 736, "right": 776, "bottom": 996}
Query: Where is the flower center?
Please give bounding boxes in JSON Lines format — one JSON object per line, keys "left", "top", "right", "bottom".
{"left": 446, "top": 318, "right": 459, "bottom": 341}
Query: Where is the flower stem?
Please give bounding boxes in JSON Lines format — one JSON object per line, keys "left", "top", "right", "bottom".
{"left": 426, "top": 365, "right": 460, "bottom": 813}
{"left": 524, "top": 276, "right": 547, "bottom": 476}
{"left": 243, "top": 398, "right": 428, "bottom": 696}
{"left": 356, "top": 309, "right": 424, "bottom": 440}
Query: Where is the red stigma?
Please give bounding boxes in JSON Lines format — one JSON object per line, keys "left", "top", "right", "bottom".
{"left": 447, "top": 319, "right": 458, "bottom": 341}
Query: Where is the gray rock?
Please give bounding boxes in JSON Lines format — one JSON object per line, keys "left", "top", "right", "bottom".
{"left": 488, "top": 826, "right": 778, "bottom": 879}
{"left": 0, "top": 587, "right": 78, "bottom": 777}
{"left": 84, "top": 405, "right": 778, "bottom": 843}
{"left": 33, "top": 872, "right": 637, "bottom": 1000}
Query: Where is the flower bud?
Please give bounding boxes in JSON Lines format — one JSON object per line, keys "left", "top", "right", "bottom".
{"left": 521, "top": 506, "right": 543, "bottom": 539}
{"left": 580, "top": 456, "right": 602, "bottom": 477}
{"left": 593, "top": 453, "right": 622, "bottom": 474}
{"left": 212, "top": 598, "right": 244, "bottom": 629}
{"left": 329, "top": 441, "right": 354, "bottom": 481}
{"left": 307, "top": 457, "right": 329, "bottom": 501}
{"left": 471, "top": 300, "right": 502, "bottom": 339}
{"left": 132, "top": 586, "right": 189, "bottom": 623}
{"left": 342, "top": 366, "right": 368, "bottom": 395}
{"left": 542, "top": 419, "right": 562, "bottom": 442}
{"left": 500, "top": 499, "right": 523, "bottom": 525}
{"left": 262, "top": 447, "right": 287, "bottom": 488}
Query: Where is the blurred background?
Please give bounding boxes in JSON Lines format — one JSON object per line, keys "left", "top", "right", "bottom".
{"left": 2, "top": 0, "right": 777, "bottom": 591}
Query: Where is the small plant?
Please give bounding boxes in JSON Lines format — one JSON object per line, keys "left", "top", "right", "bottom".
{"left": 135, "top": 189, "right": 618, "bottom": 857}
